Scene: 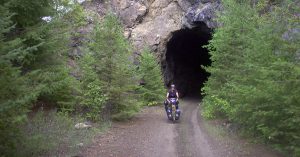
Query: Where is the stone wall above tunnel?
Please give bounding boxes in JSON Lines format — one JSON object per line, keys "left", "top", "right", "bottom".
{"left": 110, "top": 0, "right": 220, "bottom": 93}
{"left": 183, "top": 0, "right": 221, "bottom": 29}
{"left": 111, "top": 0, "right": 220, "bottom": 53}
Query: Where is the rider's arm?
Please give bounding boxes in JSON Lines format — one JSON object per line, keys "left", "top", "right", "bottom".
{"left": 166, "top": 93, "right": 170, "bottom": 102}
{"left": 176, "top": 92, "right": 179, "bottom": 101}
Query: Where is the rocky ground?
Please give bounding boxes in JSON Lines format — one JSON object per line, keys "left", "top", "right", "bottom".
{"left": 78, "top": 98, "right": 284, "bottom": 157}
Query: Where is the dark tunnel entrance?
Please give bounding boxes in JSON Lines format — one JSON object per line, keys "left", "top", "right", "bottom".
{"left": 164, "top": 23, "right": 212, "bottom": 97}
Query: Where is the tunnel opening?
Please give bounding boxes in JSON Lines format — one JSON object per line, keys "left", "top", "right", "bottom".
{"left": 164, "top": 23, "right": 212, "bottom": 97}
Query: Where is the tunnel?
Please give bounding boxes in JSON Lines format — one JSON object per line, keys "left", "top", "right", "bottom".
{"left": 164, "top": 22, "right": 212, "bottom": 97}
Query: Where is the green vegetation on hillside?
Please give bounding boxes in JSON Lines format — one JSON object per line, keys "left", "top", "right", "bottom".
{"left": 0, "top": 0, "right": 166, "bottom": 154}
{"left": 4, "top": 0, "right": 299, "bottom": 156}
{"left": 80, "top": 14, "right": 142, "bottom": 120}
{"left": 202, "top": 0, "right": 300, "bottom": 155}
{"left": 0, "top": 0, "right": 80, "bottom": 156}
{"left": 137, "top": 49, "right": 166, "bottom": 106}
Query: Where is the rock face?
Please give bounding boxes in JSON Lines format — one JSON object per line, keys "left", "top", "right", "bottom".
{"left": 183, "top": 0, "right": 221, "bottom": 29}
{"left": 109, "top": 0, "right": 221, "bottom": 89}
{"left": 111, "top": 0, "right": 220, "bottom": 55}
{"left": 106, "top": 0, "right": 221, "bottom": 91}
{"left": 81, "top": 0, "right": 221, "bottom": 92}
{"left": 112, "top": 0, "right": 186, "bottom": 55}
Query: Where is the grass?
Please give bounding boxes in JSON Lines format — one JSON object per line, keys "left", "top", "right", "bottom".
{"left": 201, "top": 118, "right": 228, "bottom": 140}
{"left": 16, "top": 110, "right": 110, "bottom": 157}
{"left": 200, "top": 113, "right": 285, "bottom": 157}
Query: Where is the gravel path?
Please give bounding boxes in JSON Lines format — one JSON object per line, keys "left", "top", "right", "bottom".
{"left": 175, "top": 98, "right": 216, "bottom": 157}
{"left": 80, "top": 98, "right": 284, "bottom": 157}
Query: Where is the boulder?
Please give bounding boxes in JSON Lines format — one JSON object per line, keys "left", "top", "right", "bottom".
{"left": 130, "top": 0, "right": 186, "bottom": 53}
{"left": 75, "top": 122, "right": 92, "bottom": 129}
{"left": 112, "top": 0, "right": 148, "bottom": 27}
{"left": 183, "top": 1, "right": 221, "bottom": 29}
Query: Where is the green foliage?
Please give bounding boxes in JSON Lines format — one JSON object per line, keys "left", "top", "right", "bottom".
{"left": 0, "top": 5, "right": 34, "bottom": 156}
{"left": 83, "top": 81, "right": 107, "bottom": 120}
{"left": 81, "top": 14, "right": 141, "bottom": 120}
{"left": 0, "top": 1, "right": 81, "bottom": 156}
{"left": 202, "top": 0, "right": 300, "bottom": 155}
{"left": 1, "top": 0, "right": 55, "bottom": 27}
{"left": 80, "top": 53, "right": 108, "bottom": 121}
{"left": 63, "top": 0, "right": 88, "bottom": 27}
{"left": 201, "top": 95, "right": 230, "bottom": 119}
{"left": 17, "top": 111, "right": 101, "bottom": 157}
{"left": 137, "top": 49, "right": 166, "bottom": 106}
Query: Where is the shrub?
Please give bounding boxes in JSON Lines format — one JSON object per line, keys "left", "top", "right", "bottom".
{"left": 137, "top": 48, "right": 166, "bottom": 106}
{"left": 202, "top": 0, "right": 300, "bottom": 155}
{"left": 0, "top": 1, "right": 82, "bottom": 155}
{"left": 80, "top": 53, "right": 108, "bottom": 121}
{"left": 17, "top": 111, "right": 101, "bottom": 157}
{"left": 81, "top": 14, "right": 142, "bottom": 120}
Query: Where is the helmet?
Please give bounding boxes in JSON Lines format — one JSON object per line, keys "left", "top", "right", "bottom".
{"left": 171, "top": 84, "right": 175, "bottom": 88}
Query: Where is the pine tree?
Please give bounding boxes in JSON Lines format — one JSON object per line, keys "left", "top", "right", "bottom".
{"left": 138, "top": 48, "right": 166, "bottom": 106}
{"left": 80, "top": 52, "right": 108, "bottom": 121}
{"left": 0, "top": 1, "right": 82, "bottom": 155}
{"left": 0, "top": 6, "right": 31, "bottom": 155}
{"left": 0, "top": 0, "right": 79, "bottom": 110}
{"left": 84, "top": 14, "right": 141, "bottom": 120}
{"left": 202, "top": 0, "right": 300, "bottom": 155}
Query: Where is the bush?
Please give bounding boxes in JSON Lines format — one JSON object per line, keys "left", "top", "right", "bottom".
{"left": 0, "top": 5, "right": 35, "bottom": 155}
{"left": 0, "top": 1, "right": 82, "bottom": 155}
{"left": 202, "top": 0, "right": 300, "bottom": 155}
{"left": 17, "top": 111, "right": 102, "bottom": 157}
{"left": 80, "top": 14, "right": 142, "bottom": 120}
{"left": 137, "top": 48, "right": 166, "bottom": 106}
{"left": 80, "top": 53, "right": 108, "bottom": 121}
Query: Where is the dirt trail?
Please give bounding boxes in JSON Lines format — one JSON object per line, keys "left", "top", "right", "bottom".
{"left": 81, "top": 106, "right": 177, "bottom": 157}
{"left": 175, "top": 98, "right": 216, "bottom": 157}
{"left": 80, "top": 98, "right": 284, "bottom": 157}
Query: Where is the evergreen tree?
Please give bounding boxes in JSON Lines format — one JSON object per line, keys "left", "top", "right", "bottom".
{"left": 138, "top": 49, "right": 166, "bottom": 106}
{"left": 202, "top": 0, "right": 300, "bottom": 155}
{"left": 0, "top": 6, "right": 31, "bottom": 155}
{"left": 84, "top": 14, "right": 141, "bottom": 120}
{"left": 1, "top": 0, "right": 79, "bottom": 109}
{"left": 80, "top": 52, "right": 108, "bottom": 121}
{"left": 0, "top": 1, "right": 81, "bottom": 155}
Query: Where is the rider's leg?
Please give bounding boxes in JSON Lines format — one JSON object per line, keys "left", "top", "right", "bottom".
{"left": 164, "top": 100, "right": 168, "bottom": 112}
{"left": 176, "top": 101, "right": 179, "bottom": 110}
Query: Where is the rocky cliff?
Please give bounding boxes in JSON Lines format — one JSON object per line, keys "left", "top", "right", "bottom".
{"left": 79, "top": 0, "right": 221, "bottom": 95}
{"left": 110, "top": 0, "right": 220, "bottom": 55}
